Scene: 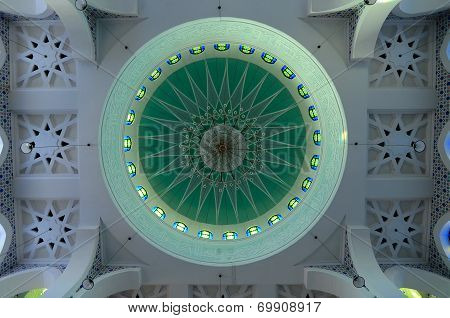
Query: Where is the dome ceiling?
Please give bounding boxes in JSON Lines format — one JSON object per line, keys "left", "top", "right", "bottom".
{"left": 100, "top": 18, "right": 347, "bottom": 266}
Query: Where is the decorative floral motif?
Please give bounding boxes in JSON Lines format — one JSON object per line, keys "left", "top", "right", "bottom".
{"left": 370, "top": 21, "right": 432, "bottom": 87}
{"left": 367, "top": 199, "right": 428, "bottom": 260}
{"left": 10, "top": 21, "right": 76, "bottom": 88}
{"left": 19, "top": 199, "right": 79, "bottom": 261}
{"left": 16, "top": 113, "right": 78, "bottom": 175}
{"left": 368, "top": 112, "right": 430, "bottom": 175}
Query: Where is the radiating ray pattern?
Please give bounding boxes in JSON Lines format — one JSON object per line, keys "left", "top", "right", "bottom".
{"left": 139, "top": 58, "right": 307, "bottom": 225}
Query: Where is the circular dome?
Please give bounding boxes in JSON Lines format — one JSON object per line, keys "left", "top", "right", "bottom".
{"left": 100, "top": 18, "right": 347, "bottom": 266}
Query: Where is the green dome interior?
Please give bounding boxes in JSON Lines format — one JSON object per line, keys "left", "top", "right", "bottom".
{"left": 139, "top": 58, "right": 306, "bottom": 225}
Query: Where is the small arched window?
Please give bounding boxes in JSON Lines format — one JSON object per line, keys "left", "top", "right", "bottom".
{"left": 151, "top": 206, "right": 166, "bottom": 220}
{"left": 268, "top": 214, "right": 283, "bottom": 226}
{"left": 214, "top": 43, "right": 230, "bottom": 51}
{"left": 222, "top": 231, "right": 238, "bottom": 240}
{"left": 239, "top": 45, "right": 255, "bottom": 54}
{"left": 123, "top": 136, "right": 132, "bottom": 152}
{"left": 148, "top": 68, "right": 162, "bottom": 81}
{"left": 166, "top": 53, "right": 182, "bottom": 65}
{"left": 261, "top": 52, "right": 277, "bottom": 64}
{"left": 281, "top": 65, "right": 296, "bottom": 79}
{"left": 288, "top": 197, "right": 301, "bottom": 211}
{"left": 125, "top": 110, "right": 135, "bottom": 125}
{"left": 135, "top": 86, "right": 146, "bottom": 101}
{"left": 136, "top": 185, "right": 148, "bottom": 201}
{"left": 246, "top": 226, "right": 262, "bottom": 237}
{"left": 198, "top": 230, "right": 213, "bottom": 239}
{"left": 173, "top": 222, "right": 188, "bottom": 233}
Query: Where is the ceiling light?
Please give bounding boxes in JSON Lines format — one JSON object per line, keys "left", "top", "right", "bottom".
{"left": 353, "top": 276, "right": 366, "bottom": 288}
{"left": 75, "top": 0, "right": 88, "bottom": 11}
{"left": 81, "top": 278, "right": 94, "bottom": 290}
{"left": 413, "top": 140, "right": 426, "bottom": 153}
{"left": 20, "top": 142, "right": 35, "bottom": 154}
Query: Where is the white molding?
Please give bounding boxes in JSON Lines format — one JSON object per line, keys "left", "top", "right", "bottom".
{"left": 347, "top": 226, "right": 404, "bottom": 297}
{"left": 0, "top": 267, "right": 62, "bottom": 297}
{"left": 76, "top": 267, "right": 142, "bottom": 298}
{"left": 44, "top": 226, "right": 99, "bottom": 297}
{"left": 352, "top": 1, "right": 402, "bottom": 60}
{"left": 384, "top": 265, "right": 450, "bottom": 297}
{"left": 304, "top": 267, "right": 371, "bottom": 298}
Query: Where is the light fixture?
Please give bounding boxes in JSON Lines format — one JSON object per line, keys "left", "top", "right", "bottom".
{"left": 81, "top": 277, "right": 94, "bottom": 290}
{"left": 413, "top": 140, "right": 426, "bottom": 153}
{"left": 353, "top": 276, "right": 366, "bottom": 288}
{"left": 20, "top": 142, "right": 35, "bottom": 154}
{"left": 20, "top": 141, "right": 91, "bottom": 154}
{"left": 75, "top": 0, "right": 88, "bottom": 11}
{"left": 364, "top": 0, "right": 377, "bottom": 5}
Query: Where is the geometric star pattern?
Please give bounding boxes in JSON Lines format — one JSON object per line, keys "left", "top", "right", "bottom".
{"left": 368, "top": 112, "right": 429, "bottom": 175}
{"left": 10, "top": 21, "right": 76, "bottom": 88}
{"left": 367, "top": 199, "right": 428, "bottom": 260}
{"left": 19, "top": 199, "right": 79, "bottom": 262}
{"left": 370, "top": 21, "right": 432, "bottom": 87}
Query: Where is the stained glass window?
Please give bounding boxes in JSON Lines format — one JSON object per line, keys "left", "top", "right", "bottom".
{"left": 313, "top": 130, "right": 321, "bottom": 146}
{"left": 288, "top": 197, "right": 301, "bottom": 211}
{"left": 198, "top": 230, "right": 213, "bottom": 239}
{"left": 281, "top": 65, "right": 296, "bottom": 79}
{"left": 173, "top": 221, "right": 188, "bottom": 233}
{"left": 166, "top": 53, "right": 182, "bottom": 65}
{"left": 189, "top": 45, "right": 205, "bottom": 55}
{"left": 222, "top": 231, "right": 238, "bottom": 240}
{"left": 298, "top": 84, "right": 310, "bottom": 99}
{"left": 261, "top": 52, "right": 277, "bottom": 64}
{"left": 310, "top": 155, "right": 320, "bottom": 170}
{"left": 151, "top": 206, "right": 166, "bottom": 220}
{"left": 148, "top": 67, "right": 162, "bottom": 81}
{"left": 123, "top": 136, "right": 132, "bottom": 152}
{"left": 125, "top": 110, "right": 135, "bottom": 125}
{"left": 268, "top": 214, "right": 283, "bottom": 226}
{"left": 239, "top": 45, "right": 255, "bottom": 54}
{"left": 308, "top": 105, "right": 319, "bottom": 121}
{"left": 214, "top": 43, "right": 230, "bottom": 51}
{"left": 302, "top": 177, "right": 313, "bottom": 192}
{"left": 135, "top": 86, "right": 146, "bottom": 101}
{"left": 246, "top": 226, "right": 262, "bottom": 237}
{"left": 136, "top": 185, "right": 148, "bottom": 201}
{"left": 126, "top": 162, "right": 136, "bottom": 178}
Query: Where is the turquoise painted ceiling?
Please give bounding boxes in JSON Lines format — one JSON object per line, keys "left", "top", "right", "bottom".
{"left": 139, "top": 58, "right": 306, "bottom": 225}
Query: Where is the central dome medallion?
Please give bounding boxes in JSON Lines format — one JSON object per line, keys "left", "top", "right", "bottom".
{"left": 100, "top": 18, "right": 347, "bottom": 266}
{"left": 199, "top": 124, "right": 247, "bottom": 173}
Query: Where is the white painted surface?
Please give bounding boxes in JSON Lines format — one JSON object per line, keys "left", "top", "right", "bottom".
{"left": 0, "top": 267, "right": 61, "bottom": 297}
{"left": 384, "top": 265, "right": 450, "bottom": 297}
{"left": 347, "top": 226, "right": 404, "bottom": 297}
{"left": 393, "top": 0, "right": 450, "bottom": 17}
{"left": 352, "top": 1, "right": 402, "bottom": 59}
{"left": 0, "top": 0, "right": 53, "bottom": 18}
{"left": 88, "top": 0, "right": 138, "bottom": 16}
{"left": 76, "top": 268, "right": 141, "bottom": 298}
{"left": 304, "top": 267, "right": 372, "bottom": 297}
{"left": 45, "top": 0, "right": 95, "bottom": 60}
{"left": 44, "top": 227, "right": 99, "bottom": 297}
{"left": 308, "top": 0, "right": 361, "bottom": 15}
